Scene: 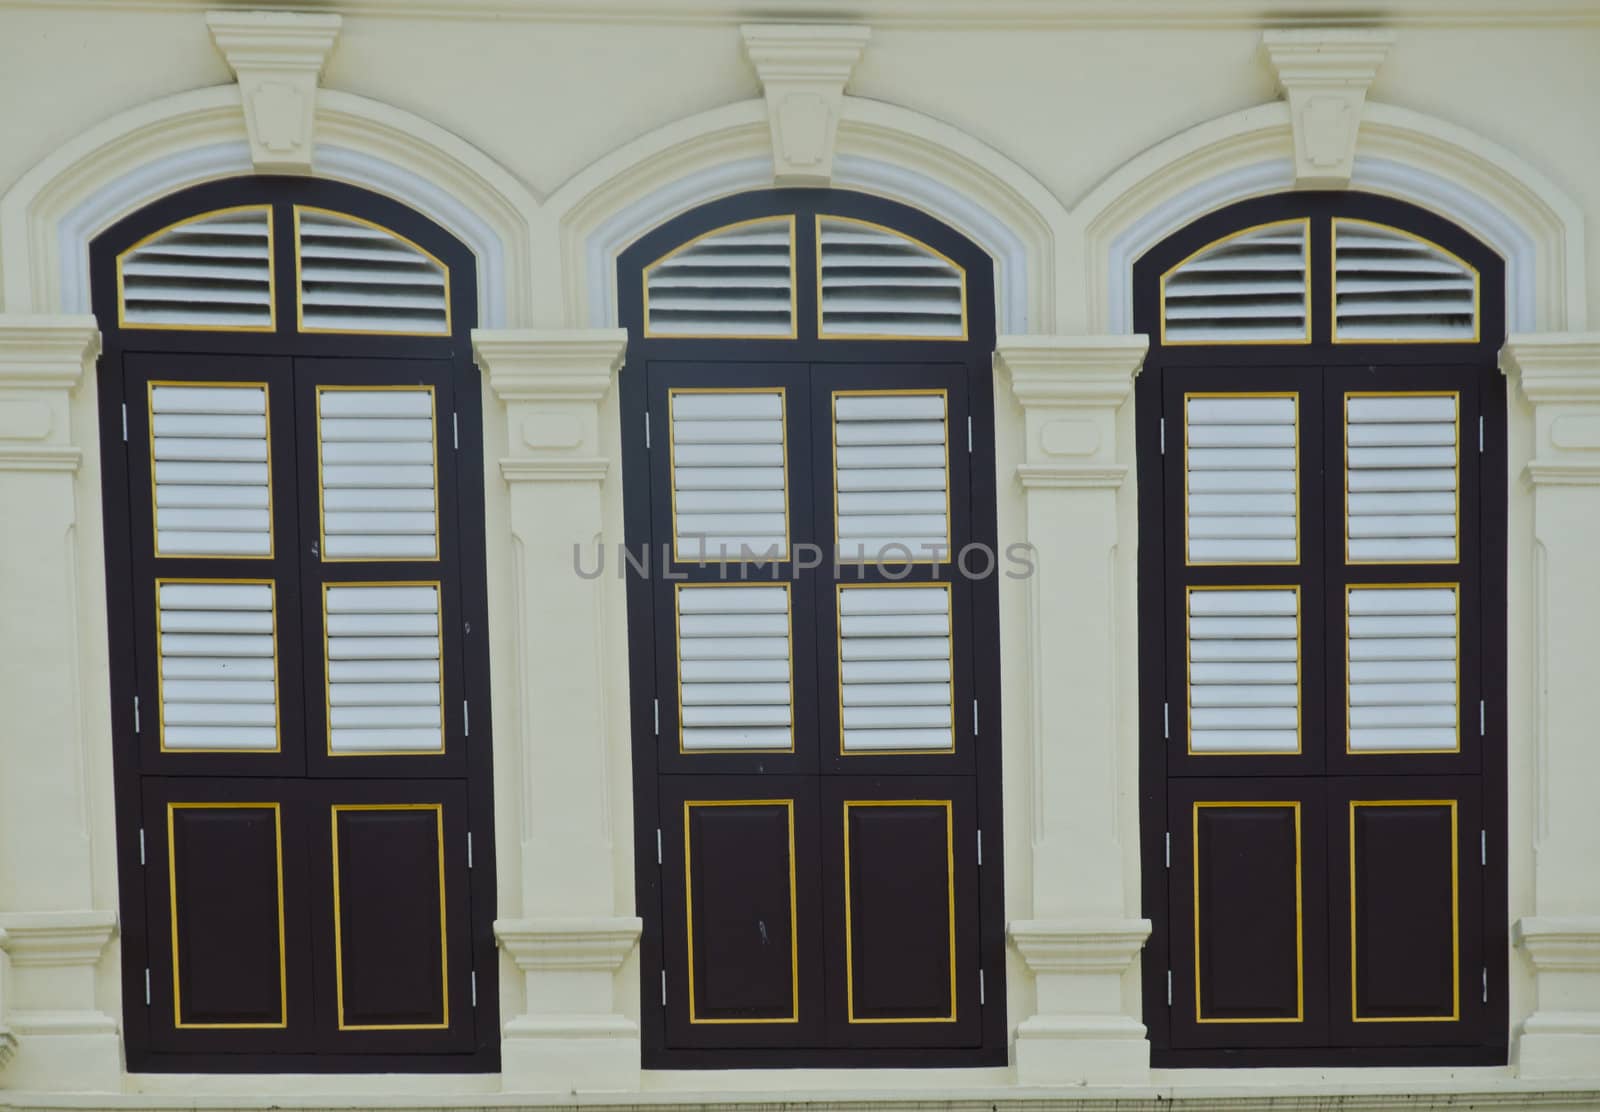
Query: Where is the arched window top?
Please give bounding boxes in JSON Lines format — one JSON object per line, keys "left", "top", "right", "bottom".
{"left": 1160, "top": 219, "right": 1309, "bottom": 346}
{"left": 294, "top": 207, "right": 450, "bottom": 336}
{"left": 1332, "top": 219, "right": 1478, "bottom": 344}
{"left": 816, "top": 216, "right": 965, "bottom": 341}
{"left": 644, "top": 216, "right": 797, "bottom": 339}
{"left": 117, "top": 205, "right": 276, "bottom": 332}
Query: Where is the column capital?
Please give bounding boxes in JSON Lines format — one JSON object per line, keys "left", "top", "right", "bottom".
{"left": 206, "top": 9, "right": 342, "bottom": 175}
{"left": 741, "top": 23, "right": 871, "bottom": 185}
{"left": 1261, "top": 28, "right": 1395, "bottom": 189}
{"left": 475, "top": 328, "right": 627, "bottom": 406}
{"left": 996, "top": 334, "right": 1148, "bottom": 411}
{"left": 1501, "top": 332, "right": 1600, "bottom": 405}
{"left": 0, "top": 315, "right": 99, "bottom": 391}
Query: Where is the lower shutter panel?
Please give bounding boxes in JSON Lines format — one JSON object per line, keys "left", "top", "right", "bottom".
{"left": 677, "top": 585, "right": 793, "bottom": 751}
{"left": 1187, "top": 587, "right": 1301, "bottom": 755}
{"left": 1345, "top": 394, "right": 1459, "bottom": 563}
{"left": 151, "top": 384, "right": 272, "bottom": 557}
{"left": 158, "top": 581, "right": 279, "bottom": 751}
{"left": 834, "top": 392, "right": 950, "bottom": 562}
{"left": 325, "top": 584, "right": 444, "bottom": 754}
{"left": 1185, "top": 394, "right": 1298, "bottom": 564}
{"left": 838, "top": 585, "right": 953, "bottom": 752}
{"left": 669, "top": 390, "right": 788, "bottom": 561}
{"left": 318, "top": 388, "right": 440, "bottom": 561}
{"left": 1347, "top": 586, "right": 1459, "bottom": 753}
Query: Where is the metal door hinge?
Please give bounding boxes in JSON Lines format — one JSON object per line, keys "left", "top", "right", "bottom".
{"left": 1482, "top": 966, "right": 1489, "bottom": 1003}
{"left": 467, "top": 832, "right": 474, "bottom": 869}
{"left": 661, "top": 970, "right": 667, "bottom": 1006}
{"left": 139, "top": 828, "right": 146, "bottom": 866}
{"left": 1480, "top": 699, "right": 1486, "bottom": 737}
{"left": 1165, "top": 831, "right": 1171, "bottom": 869}
{"left": 644, "top": 410, "right": 651, "bottom": 449}
{"left": 967, "top": 415, "right": 973, "bottom": 454}
{"left": 976, "top": 830, "right": 983, "bottom": 867}
{"left": 656, "top": 828, "right": 663, "bottom": 866}
{"left": 133, "top": 695, "right": 141, "bottom": 734}
{"left": 463, "top": 699, "right": 470, "bottom": 737}
{"left": 453, "top": 411, "right": 460, "bottom": 451}
{"left": 1163, "top": 702, "right": 1169, "bottom": 740}
{"left": 144, "top": 968, "right": 151, "bottom": 1006}
{"left": 979, "top": 969, "right": 987, "bottom": 1005}
{"left": 1479, "top": 415, "right": 1485, "bottom": 454}
{"left": 972, "top": 699, "right": 979, "bottom": 736}
{"left": 1166, "top": 969, "right": 1173, "bottom": 1007}
{"left": 121, "top": 403, "right": 129, "bottom": 442}
{"left": 653, "top": 698, "right": 660, "bottom": 736}
{"left": 1160, "top": 417, "right": 1166, "bottom": 455}
{"left": 471, "top": 970, "right": 478, "bottom": 1007}
{"left": 1481, "top": 829, "right": 1487, "bottom": 867}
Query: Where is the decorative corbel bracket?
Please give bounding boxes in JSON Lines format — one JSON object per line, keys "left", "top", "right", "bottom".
{"left": 1261, "top": 29, "right": 1395, "bottom": 190}
{"left": 741, "top": 23, "right": 872, "bottom": 186}
{"left": 206, "top": 10, "right": 343, "bottom": 175}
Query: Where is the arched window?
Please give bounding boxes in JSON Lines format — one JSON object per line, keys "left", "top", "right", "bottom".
{"left": 618, "top": 189, "right": 1006, "bottom": 1068}
{"left": 1133, "top": 192, "right": 1507, "bottom": 1067}
{"left": 90, "top": 177, "right": 498, "bottom": 1073}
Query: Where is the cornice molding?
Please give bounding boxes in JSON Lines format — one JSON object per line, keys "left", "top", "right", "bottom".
{"left": 1501, "top": 332, "right": 1600, "bottom": 405}
{"left": 0, "top": 910, "right": 116, "bottom": 968}
{"left": 996, "top": 335, "right": 1148, "bottom": 410}
{"left": 499, "top": 457, "right": 609, "bottom": 484}
{"left": 1009, "top": 918, "right": 1152, "bottom": 974}
{"left": 206, "top": 9, "right": 342, "bottom": 174}
{"left": 1016, "top": 463, "right": 1127, "bottom": 490}
{"left": 1516, "top": 916, "right": 1600, "bottom": 973}
{"left": 475, "top": 329, "right": 628, "bottom": 405}
{"left": 0, "top": 315, "right": 100, "bottom": 390}
{"left": 741, "top": 23, "right": 871, "bottom": 185}
{"left": 495, "top": 916, "right": 642, "bottom": 972}
{"left": 1262, "top": 29, "right": 1394, "bottom": 189}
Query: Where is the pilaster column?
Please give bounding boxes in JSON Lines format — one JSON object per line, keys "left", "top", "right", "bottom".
{"left": 1502, "top": 333, "right": 1600, "bottom": 1078}
{"left": 997, "top": 335, "right": 1151, "bottom": 1084}
{"left": 474, "top": 329, "right": 640, "bottom": 1091}
{"left": 0, "top": 315, "right": 120, "bottom": 1090}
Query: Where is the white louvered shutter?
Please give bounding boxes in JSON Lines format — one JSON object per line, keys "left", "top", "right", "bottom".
{"left": 1346, "top": 394, "right": 1458, "bottom": 563}
{"left": 1347, "top": 586, "right": 1458, "bottom": 752}
{"left": 817, "top": 217, "right": 965, "bottom": 338}
{"left": 834, "top": 392, "right": 950, "bottom": 562}
{"left": 325, "top": 584, "right": 443, "bottom": 753}
{"left": 1185, "top": 395, "right": 1297, "bottom": 564}
{"left": 1162, "top": 221, "right": 1308, "bottom": 343}
{"left": 646, "top": 218, "right": 794, "bottom": 337}
{"left": 158, "top": 581, "right": 278, "bottom": 751}
{"left": 119, "top": 207, "right": 273, "bottom": 329}
{"left": 670, "top": 391, "right": 787, "bottom": 561}
{"left": 839, "top": 586, "right": 953, "bottom": 752}
{"left": 677, "top": 585, "right": 792, "bottom": 751}
{"left": 318, "top": 388, "right": 439, "bottom": 561}
{"left": 297, "top": 209, "right": 449, "bottom": 335}
{"left": 151, "top": 384, "right": 272, "bottom": 557}
{"left": 1187, "top": 587, "right": 1300, "bottom": 754}
{"left": 1334, "top": 221, "right": 1477, "bottom": 342}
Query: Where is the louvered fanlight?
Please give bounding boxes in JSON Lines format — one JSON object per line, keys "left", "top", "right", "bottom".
{"left": 297, "top": 208, "right": 450, "bottom": 335}
{"left": 1334, "top": 220, "right": 1477, "bottom": 342}
{"left": 646, "top": 218, "right": 795, "bottom": 337}
{"left": 1162, "top": 220, "right": 1309, "bottom": 344}
{"left": 119, "top": 207, "right": 274, "bottom": 330}
{"left": 817, "top": 217, "right": 965, "bottom": 339}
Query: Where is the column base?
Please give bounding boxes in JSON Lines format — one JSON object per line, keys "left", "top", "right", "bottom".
{"left": 1015, "top": 1014, "right": 1150, "bottom": 1084}
{"left": 1515, "top": 916, "right": 1600, "bottom": 1079}
{"left": 1517, "top": 1013, "right": 1600, "bottom": 1079}
{"left": 0, "top": 1029, "right": 121, "bottom": 1091}
{"left": 501, "top": 1015, "right": 640, "bottom": 1092}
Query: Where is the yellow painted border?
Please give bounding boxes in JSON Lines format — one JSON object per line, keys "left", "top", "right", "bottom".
{"left": 116, "top": 205, "right": 276, "bottom": 333}
{"left": 294, "top": 206, "right": 452, "bottom": 337}
{"left": 843, "top": 799, "right": 957, "bottom": 1024}
{"left": 815, "top": 215, "right": 969, "bottom": 342}
{"left": 673, "top": 580, "right": 795, "bottom": 756}
{"left": 1185, "top": 584, "right": 1302, "bottom": 757}
{"left": 1192, "top": 801, "right": 1305, "bottom": 1024}
{"left": 666, "top": 386, "right": 790, "bottom": 565}
{"left": 1183, "top": 390, "right": 1301, "bottom": 568}
{"left": 331, "top": 802, "right": 450, "bottom": 1030}
{"left": 836, "top": 581, "right": 956, "bottom": 756}
{"left": 1344, "top": 390, "right": 1462, "bottom": 566}
{"left": 642, "top": 215, "right": 797, "bottom": 340}
{"left": 315, "top": 384, "right": 441, "bottom": 564}
{"left": 1345, "top": 582, "right": 1462, "bottom": 755}
{"left": 154, "top": 577, "right": 281, "bottom": 754}
{"left": 322, "top": 580, "right": 446, "bottom": 757}
{"left": 167, "top": 802, "right": 287, "bottom": 1029}
{"left": 1331, "top": 219, "right": 1480, "bottom": 345}
{"left": 683, "top": 799, "right": 799, "bottom": 1024}
{"left": 148, "top": 380, "right": 274, "bottom": 561}
{"left": 831, "top": 388, "right": 952, "bottom": 566}
{"left": 1349, "top": 799, "right": 1461, "bottom": 1023}
{"left": 1159, "top": 219, "right": 1311, "bottom": 347}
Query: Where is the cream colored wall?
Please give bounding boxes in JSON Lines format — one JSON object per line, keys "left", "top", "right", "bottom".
{"left": 1, "top": 2, "right": 1599, "bottom": 1106}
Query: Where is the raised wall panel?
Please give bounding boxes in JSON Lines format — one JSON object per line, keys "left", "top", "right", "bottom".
{"left": 817, "top": 217, "right": 966, "bottom": 339}
{"left": 1161, "top": 220, "right": 1309, "bottom": 344}
{"left": 1347, "top": 585, "right": 1459, "bottom": 753}
{"left": 167, "top": 803, "right": 286, "bottom": 1027}
{"left": 331, "top": 805, "right": 448, "bottom": 1029}
{"left": 150, "top": 383, "right": 273, "bottom": 557}
{"left": 296, "top": 209, "right": 449, "bottom": 335}
{"left": 324, "top": 584, "right": 444, "bottom": 755}
{"left": 1185, "top": 393, "right": 1298, "bottom": 565}
{"left": 837, "top": 584, "right": 954, "bottom": 753}
{"left": 669, "top": 389, "right": 788, "bottom": 562}
{"left": 676, "top": 584, "right": 793, "bottom": 752}
{"left": 317, "top": 387, "right": 440, "bottom": 561}
{"left": 1192, "top": 803, "right": 1303, "bottom": 1023}
{"left": 1187, "top": 587, "right": 1300, "bottom": 755}
{"left": 1345, "top": 393, "right": 1459, "bottom": 564}
{"left": 119, "top": 207, "right": 274, "bottom": 330}
{"left": 683, "top": 801, "right": 799, "bottom": 1023}
{"left": 157, "top": 580, "right": 278, "bottom": 751}
{"left": 645, "top": 217, "right": 795, "bottom": 338}
{"left": 842, "top": 801, "right": 955, "bottom": 1023}
{"left": 833, "top": 391, "right": 950, "bottom": 563}
{"left": 1333, "top": 220, "right": 1478, "bottom": 342}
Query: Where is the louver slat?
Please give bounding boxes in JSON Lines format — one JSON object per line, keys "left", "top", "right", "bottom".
{"left": 834, "top": 393, "right": 950, "bottom": 562}
{"left": 1346, "top": 394, "right": 1458, "bottom": 563}
{"left": 158, "top": 581, "right": 278, "bottom": 750}
{"left": 297, "top": 209, "right": 450, "bottom": 335}
{"left": 670, "top": 390, "right": 787, "bottom": 561}
{"left": 1162, "top": 221, "right": 1308, "bottom": 344}
{"left": 325, "top": 584, "right": 444, "bottom": 753}
{"left": 151, "top": 384, "right": 272, "bottom": 557}
{"left": 677, "top": 585, "right": 792, "bottom": 751}
{"left": 646, "top": 218, "right": 794, "bottom": 337}
{"left": 1186, "top": 394, "right": 1298, "bottom": 564}
{"left": 1187, "top": 588, "right": 1300, "bottom": 754}
{"left": 318, "top": 388, "right": 439, "bottom": 561}
{"left": 818, "top": 217, "right": 965, "bottom": 339}
{"left": 1334, "top": 220, "right": 1478, "bottom": 342}
{"left": 839, "top": 586, "right": 954, "bottom": 752}
{"left": 1347, "top": 586, "right": 1458, "bottom": 752}
{"left": 119, "top": 207, "right": 274, "bottom": 330}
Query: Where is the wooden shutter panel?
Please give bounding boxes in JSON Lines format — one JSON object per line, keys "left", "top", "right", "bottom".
{"left": 669, "top": 389, "right": 789, "bottom": 562}
{"left": 157, "top": 580, "right": 280, "bottom": 752}
{"left": 833, "top": 391, "right": 951, "bottom": 562}
{"left": 324, "top": 584, "right": 445, "bottom": 755}
{"left": 1345, "top": 393, "right": 1460, "bottom": 563}
{"left": 317, "top": 387, "right": 440, "bottom": 561}
{"left": 1186, "top": 587, "right": 1301, "bottom": 756}
{"left": 837, "top": 584, "right": 955, "bottom": 753}
{"left": 1184, "top": 393, "right": 1299, "bottom": 564}
{"left": 675, "top": 584, "right": 794, "bottom": 753}
{"left": 150, "top": 383, "right": 273, "bottom": 558}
